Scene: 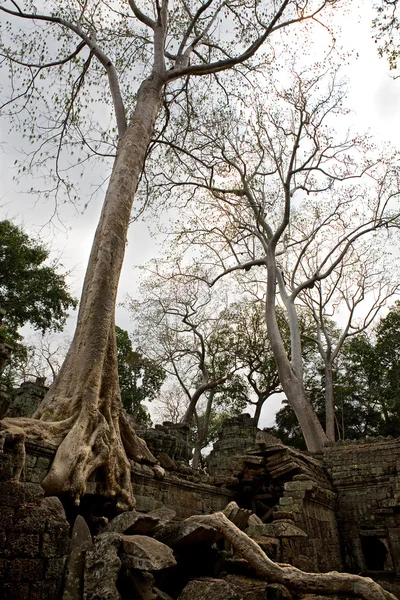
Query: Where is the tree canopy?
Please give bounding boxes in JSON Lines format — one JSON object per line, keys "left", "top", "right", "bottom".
{"left": 0, "top": 219, "right": 77, "bottom": 338}
{"left": 116, "top": 325, "right": 165, "bottom": 426}
{"left": 269, "top": 302, "right": 400, "bottom": 447}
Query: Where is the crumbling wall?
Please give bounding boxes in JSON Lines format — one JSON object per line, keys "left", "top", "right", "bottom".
{"left": 323, "top": 438, "right": 400, "bottom": 596}
{"left": 0, "top": 452, "right": 70, "bottom": 600}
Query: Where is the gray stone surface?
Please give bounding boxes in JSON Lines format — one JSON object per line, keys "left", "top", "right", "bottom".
{"left": 120, "top": 535, "right": 176, "bottom": 571}
{"left": 84, "top": 533, "right": 122, "bottom": 600}
{"left": 104, "top": 511, "right": 159, "bottom": 535}
{"left": 155, "top": 520, "right": 219, "bottom": 550}
{"left": 62, "top": 516, "right": 92, "bottom": 600}
{"left": 178, "top": 578, "right": 241, "bottom": 600}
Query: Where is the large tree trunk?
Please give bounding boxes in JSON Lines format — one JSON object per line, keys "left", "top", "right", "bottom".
{"left": 192, "top": 390, "right": 214, "bottom": 469}
{"left": 266, "top": 258, "right": 328, "bottom": 452}
{"left": 324, "top": 358, "right": 336, "bottom": 442}
{"left": 1, "top": 73, "right": 165, "bottom": 510}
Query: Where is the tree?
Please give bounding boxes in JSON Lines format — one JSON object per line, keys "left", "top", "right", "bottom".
{"left": 270, "top": 302, "right": 400, "bottom": 445}
{"left": 373, "top": 0, "right": 400, "bottom": 71}
{"left": 130, "top": 263, "right": 246, "bottom": 467}
{"left": 147, "top": 68, "right": 400, "bottom": 451}
{"left": 115, "top": 326, "right": 165, "bottom": 426}
{"left": 0, "top": 0, "right": 343, "bottom": 509}
{"left": 297, "top": 242, "right": 399, "bottom": 440}
{"left": 0, "top": 220, "right": 77, "bottom": 339}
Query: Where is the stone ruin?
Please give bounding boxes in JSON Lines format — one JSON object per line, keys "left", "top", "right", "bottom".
{"left": 1, "top": 402, "right": 400, "bottom": 599}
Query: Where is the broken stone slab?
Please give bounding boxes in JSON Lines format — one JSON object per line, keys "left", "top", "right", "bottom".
{"left": 63, "top": 515, "right": 92, "bottom": 600}
{"left": 84, "top": 532, "right": 122, "bottom": 600}
{"left": 40, "top": 496, "right": 67, "bottom": 521}
{"left": 224, "top": 575, "right": 293, "bottom": 600}
{"left": 155, "top": 520, "right": 220, "bottom": 550}
{"left": 251, "top": 535, "right": 280, "bottom": 559}
{"left": 223, "top": 501, "right": 252, "bottom": 530}
{"left": 178, "top": 578, "right": 242, "bottom": 600}
{"left": 247, "top": 521, "right": 307, "bottom": 539}
{"left": 247, "top": 513, "right": 263, "bottom": 526}
{"left": 120, "top": 534, "right": 176, "bottom": 571}
{"left": 147, "top": 506, "right": 176, "bottom": 534}
{"left": 104, "top": 511, "right": 160, "bottom": 536}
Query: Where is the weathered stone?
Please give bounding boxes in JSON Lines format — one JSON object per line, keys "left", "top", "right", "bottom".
{"left": 30, "top": 580, "right": 59, "bottom": 600}
{"left": 84, "top": 532, "right": 122, "bottom": 600}
{"left": 4, "top": 532, "right": 40, "bottom": 557}
{"left": 155, "top": 520, "right": 219, "bottom": 550}
{"left": 247, "top": 521, "right": 307, "bottom": 539}
{"left": 13, "top": 506, "right": 49, "bottom": 533}
{"left": 104, "top": 510, "right": 159, "bottom": 535}
{"left": 62, "top": 515, "right": 92, "bottom": 600}
{"left": 40, "top": 496, "right": 67, "bottom": 521}
{"left": 0, "top": 581, "right": 30, "bottom": 599}
{"left": 0, "top": 453, "right": 14, "bottom": 481}
{"left": 265, "top": 583, "right": 293, "bottom": 599}
{"left": 0, "top": 506, "right": 14, "bottom": 529}
{"left": 223, "top": 501, "right": 252, "bottom": 530}
{"left": 8, "top": 557, "right": 44, "bottom": 581}
{"left": 178, "top": 578, "right": 241, "bottom": 600}
{"left": 247, "top": 513, "right": 263, "bottom": 526}
{"left": 41, "top": 528, "right": 70, "bottom": 558}
{"left": 148, "top": 506, "right": 177, "bottom": 532}
{"left": 120, "top": 534, "right": 176, "bottom": 571}
{"left": 157, "top": 452, "right": 177, "bottom": 471}
{"left": 223, "top": 574, "right": 272, "bottom": 600}
{"left": 0, "top": 480, "right": 44, "bottom": 507}
{"left": 45, "top": 556, "right": 67, "bottom": 579}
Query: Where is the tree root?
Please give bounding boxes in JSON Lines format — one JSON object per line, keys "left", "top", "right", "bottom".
{"left": 0, "top": 409, "right": 157, "bottom": 511}
{"left": 188, "top": 513, "right": 397, "bottom": 600}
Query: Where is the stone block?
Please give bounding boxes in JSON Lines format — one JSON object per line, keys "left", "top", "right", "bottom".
{"left": 0, "top": 454, "right": 15, "bottom": 481}
{"left": 104, "top": 510, "right": 159, "bottom": 536}
{"left": 178, "top": 578, "right": 241, "bottom": 600}
{"left": 0, "top": 582, "right": 30, "bottom": 600}
{"left": 0, "top": 506, "right": 14, "bottom": 529}
{"left": 0, "top": 557, "right": 10, "bottom": 578}
{"left": 41, "top": 529, "right": 70, "bottom": 558}
{"left": 5, "top": 533, "right": 40, "bottom": 557}
{"left": 120, "top": 535, "right": 176, "bottom": 571}
{"left": 30, "top": 580, "right": 59, "bottom": 600}
{"left": 8, "top": 557, "right": 44, "bottom": 581}
{"left": 45, "top": 556, "right": 67, "bottom": 579}
{"left": 14, "top": 506, "right": 49, "bottom": 533}
{"left": 0, "top": 481, "right": 44, "bottom": 507}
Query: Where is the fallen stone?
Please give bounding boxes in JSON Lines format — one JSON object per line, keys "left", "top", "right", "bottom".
{"left": 84, "top": 532, "right": 122, "bottom": 600}
{"left": 178, "top": 578, "right": 241, "bottom": 600}
{"left": 104, "top": 511, "right": 159, "bottom": 536}
{"left": 120, "top": 535, "right": 176, "bottom": 571}
{"left": 155, "top": 520, "right": 219, "bottom": 550}
{"left": 247, "top": 513, "right": 263, "bottom": 526}
{"left": 250, "top": 521, "right": 307, "bottom": 538}
{"left": 156, "top": 452, "right": 177, "bottom": 471}
{"left": 40, "top": 496, "right": 67, "bottom": 521}
{"left": 62, "top": 515, "right": 92, "bottom": 600}
{"left": 223, "top": 501, "right": 252, "bottom": 530}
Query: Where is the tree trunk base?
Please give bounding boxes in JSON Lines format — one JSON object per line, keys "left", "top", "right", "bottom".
{"left": 0, "top": 408, "right": 157, "bottom": 511}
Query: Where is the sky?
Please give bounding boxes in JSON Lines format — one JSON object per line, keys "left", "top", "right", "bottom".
{"left": 1, "top": 0, "right": 399, "bottom": 427}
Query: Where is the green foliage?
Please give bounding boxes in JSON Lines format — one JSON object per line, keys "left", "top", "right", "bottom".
{"left": 0, "top": 220, "right": 77, "bottom": 338}
{"left": 116, "top": 326, "right": 165, "bottom": 426}
{"left": 373, "top": 0, "right": 400, "bottom": 70}
{"left": 268, "top": 302, "right": 400, "bottom": 446}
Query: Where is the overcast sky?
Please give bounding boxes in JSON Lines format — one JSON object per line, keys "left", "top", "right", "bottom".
{"left": 1, "top": 0, "right": 399, "bottom": 426}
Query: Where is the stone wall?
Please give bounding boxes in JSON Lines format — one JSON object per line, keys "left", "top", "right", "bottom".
{"left": 0, "top": 452, "right": 70, "bottom": 600}
{"left": 323, "top": 437, "right": 400, "bottom": 596}
{"left": 14, "top": 439, "right": 236, "bottom": 521}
